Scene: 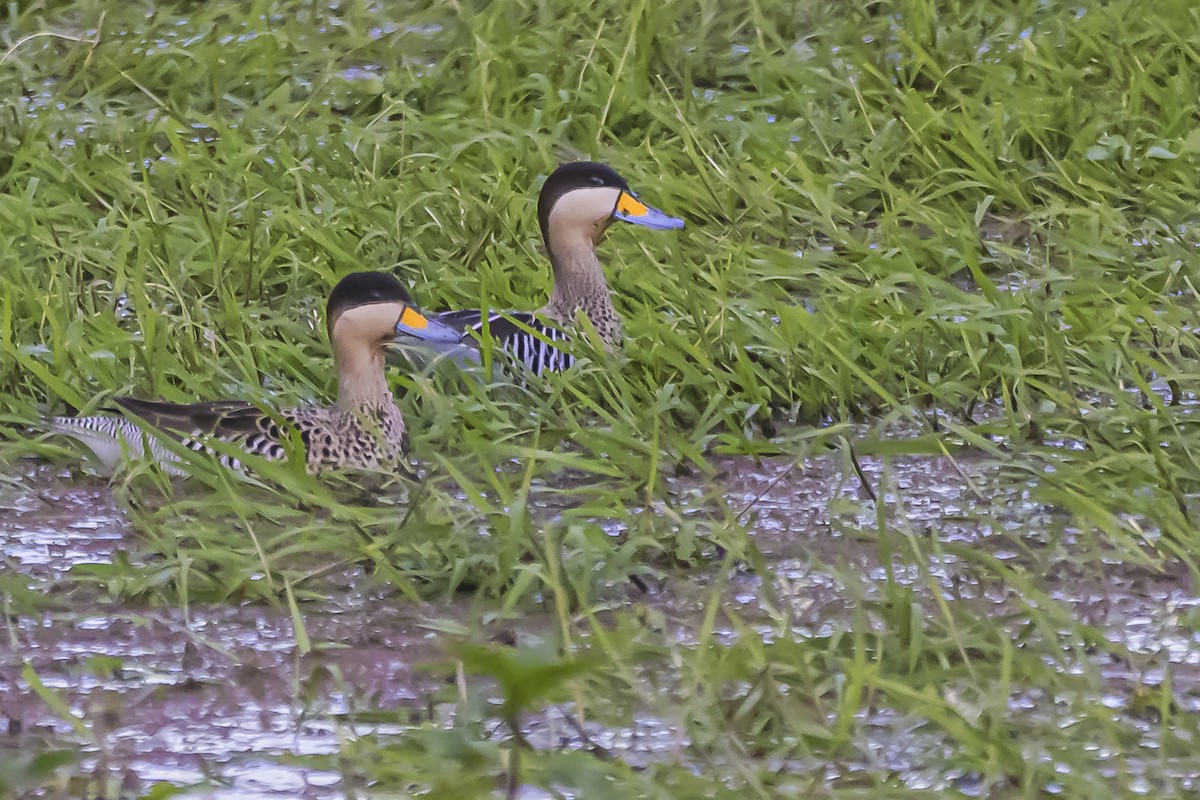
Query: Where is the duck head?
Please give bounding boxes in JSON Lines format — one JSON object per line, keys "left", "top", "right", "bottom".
{"left": 536, "top": 161, "right": 684, "bottom": 250}
{"left": 327, "top": 271, "right": 460, "bottom": 350}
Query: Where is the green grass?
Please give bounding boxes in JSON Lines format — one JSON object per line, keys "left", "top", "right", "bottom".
{"left": 4, "top": 0, "right": 1200, "bottom": 796}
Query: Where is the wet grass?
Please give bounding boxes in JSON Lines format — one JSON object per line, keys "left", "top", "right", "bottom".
{"left": 3, "top": 0, "right": 1200, "bottom": 796}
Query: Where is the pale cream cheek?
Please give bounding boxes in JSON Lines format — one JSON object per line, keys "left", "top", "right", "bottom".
{"left": 548, "top": 187, "right": 621, "bottom": 234}
{"left": 332, "top": 302, "right": 404, "bottom": 347}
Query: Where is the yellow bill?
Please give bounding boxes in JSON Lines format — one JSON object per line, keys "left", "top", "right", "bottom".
{"left": 400, "top": 306, "right": 429, "bottom": 330}
{"left": 613, "top": 191, "right": 685, "bottom": 230}
{"left": 394, "top": 305, "right": 462, "bottom": 343}
{"left": 617, "top": 192, "right": 650, "bottom": 218}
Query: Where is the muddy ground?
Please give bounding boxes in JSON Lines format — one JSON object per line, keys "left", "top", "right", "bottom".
{"left": 3, "top": 452, "right": 1198, "bottom": 797}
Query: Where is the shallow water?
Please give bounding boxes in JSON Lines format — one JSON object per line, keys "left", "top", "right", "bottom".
{"left": 8, "top": 599, "right": 450, "bottom": 797}
{"left": 4, "top": 449, "right": 1199, "bottom": 795}
{"left": 0, "top": 469, "right": 128, "bottom": 579}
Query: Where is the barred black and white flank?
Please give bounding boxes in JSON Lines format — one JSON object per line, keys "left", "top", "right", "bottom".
{"left": 415, "top": 309, "right": 576, "bottom": 376}
{"left": 393, "top": 161, "right": 683, "bottom": 375}
{"left": 50, "top": 400, "right": 259, "bottom": 477}
{"left": 50, "top": 272, "right": 461, "bottom": 477}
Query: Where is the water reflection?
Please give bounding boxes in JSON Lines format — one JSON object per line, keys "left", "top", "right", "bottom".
{"left": 4, "top": 445, "right": 1200, "bottom": 795}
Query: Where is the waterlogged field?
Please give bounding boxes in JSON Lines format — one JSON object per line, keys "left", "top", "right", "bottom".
{"left": 3, "top": 0, "right": 1200, "bottom": 796}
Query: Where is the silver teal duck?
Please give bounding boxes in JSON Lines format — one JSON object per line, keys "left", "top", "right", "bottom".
{"left": 51, "top": 271, "right": 460, "bottom": 476}
{"left": 395, "top": 161, "right": 684, "bottom": 375}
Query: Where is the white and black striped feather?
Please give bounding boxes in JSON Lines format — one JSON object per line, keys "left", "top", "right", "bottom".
{"left": 419, "top": 310, "right": 577, "bottom": 376}
{"left": 51, "top": 397, "right": 409, "bottom": 476}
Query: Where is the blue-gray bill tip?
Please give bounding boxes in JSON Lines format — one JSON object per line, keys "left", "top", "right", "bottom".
{"left": 614, "top": 191, "right": 685, "bottom": 230}
{"left": 394, "top": 307, "right": 463, "bottom": 343}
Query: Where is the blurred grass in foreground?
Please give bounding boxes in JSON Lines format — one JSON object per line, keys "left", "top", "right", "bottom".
{"left": 3, "top": 0, "right": 1200, "bottom": 796}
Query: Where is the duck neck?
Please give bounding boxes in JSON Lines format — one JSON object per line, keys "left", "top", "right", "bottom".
{"left": 544, "top": 229, "right": 620, "bottom": 342}
{"left": 334, "top": 343, "right": 391, "bottom": 412}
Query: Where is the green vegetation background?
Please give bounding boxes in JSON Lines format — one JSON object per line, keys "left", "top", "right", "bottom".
{"left": 3, "top": 0, "right": 1200, "bottom": 796}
